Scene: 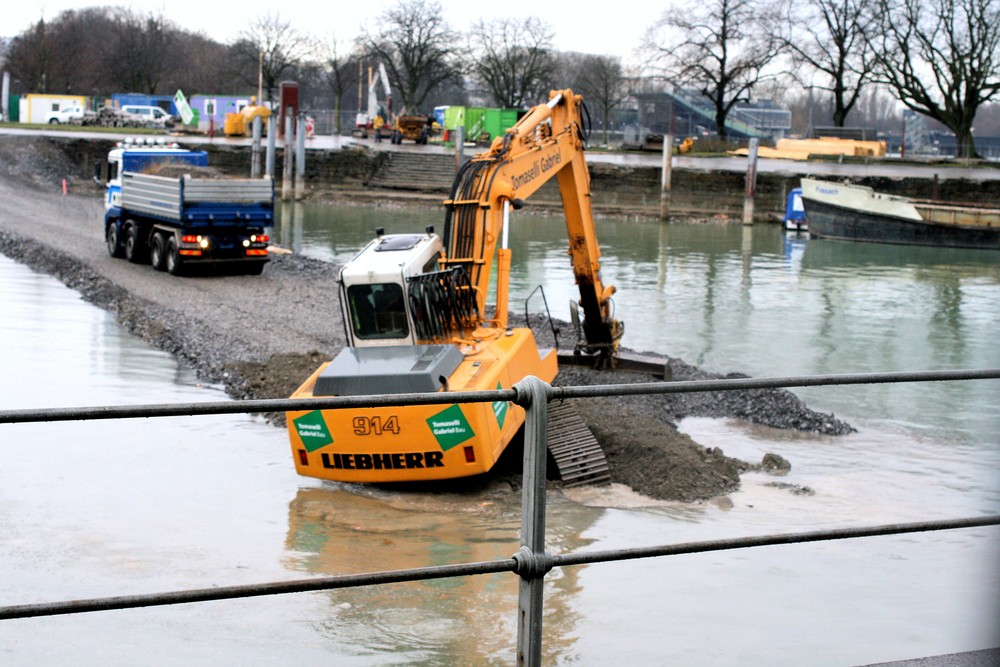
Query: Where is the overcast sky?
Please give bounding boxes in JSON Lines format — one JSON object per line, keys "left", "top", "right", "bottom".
{"left": 6, "top": 1, "right": 650, "bottom": 61}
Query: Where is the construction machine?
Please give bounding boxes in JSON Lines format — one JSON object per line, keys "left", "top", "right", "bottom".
{"left": 223, "top": 98, "right": 271, "bottom": 137}
{"left": 286, "top": 89, "right": 623, "bottom": 484}
{"left": 354, "top": 63, "right": 392, "bottom": 140}
{"left": 390, "top": 113, "right": 432, "bottom": 144}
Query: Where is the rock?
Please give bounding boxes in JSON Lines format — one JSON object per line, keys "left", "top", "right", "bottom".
{"left": 761, "top": 452, "right": 792, "bottom": 475}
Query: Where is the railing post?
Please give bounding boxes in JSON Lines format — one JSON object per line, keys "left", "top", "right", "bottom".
{"left": 512, "top": 376, "right": 553, "bottom": 667}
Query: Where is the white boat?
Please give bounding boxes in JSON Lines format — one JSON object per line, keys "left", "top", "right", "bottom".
{"left": 799, "top": 178, "right": 1000, "bottom": 250}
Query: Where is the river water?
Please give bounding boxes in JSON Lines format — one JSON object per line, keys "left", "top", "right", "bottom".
{"left": 1, "top": 204, "right": 998, "bottom": 665}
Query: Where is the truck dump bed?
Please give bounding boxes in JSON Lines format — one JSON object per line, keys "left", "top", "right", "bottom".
{"left": 120, "top": 172, "right": 274, "bottom": 221}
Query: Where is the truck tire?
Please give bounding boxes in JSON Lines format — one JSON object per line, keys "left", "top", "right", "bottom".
{"left": 150, "top": 233, "right": 167, "bottom": 271}
{"left": 165, "top": 237, "right": 185, "bottom": 276}
{"left": 124, "top": 223, "right": 147, "bottom": 264}
{"left": 106, "top": 222, "right": 125, "bottom": 258}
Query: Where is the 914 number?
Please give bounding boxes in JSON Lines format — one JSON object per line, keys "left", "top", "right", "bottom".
{"left": 352, "top": 415, "right": 401, "bottom": 436}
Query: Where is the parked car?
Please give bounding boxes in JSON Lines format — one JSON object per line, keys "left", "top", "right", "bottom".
{"left": 120, "top": 105, "right": 174, "bottom": 128}
{"left": 46, "top": 106, "right": 88, "bottom": 124}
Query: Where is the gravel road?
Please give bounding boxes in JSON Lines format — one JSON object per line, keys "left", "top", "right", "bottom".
{"left": 0, "top": 135, "right": 853, "bottom": 502}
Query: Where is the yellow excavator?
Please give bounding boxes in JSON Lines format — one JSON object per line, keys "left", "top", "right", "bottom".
{"left": 285, "top": 89, "right": 623, "bottom": 484}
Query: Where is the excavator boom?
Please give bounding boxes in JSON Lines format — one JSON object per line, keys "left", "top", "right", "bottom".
{"left": 443, "top": 89, "right": 622, "bottom": 363}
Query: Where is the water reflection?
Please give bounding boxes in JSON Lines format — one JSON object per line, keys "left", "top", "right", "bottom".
{"left": 282, "top": 484, "right": 599, "bottom": 664}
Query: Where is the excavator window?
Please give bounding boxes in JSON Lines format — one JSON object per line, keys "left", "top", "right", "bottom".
{"left": 347, "top": 283, "right": 409, "bottom": 340}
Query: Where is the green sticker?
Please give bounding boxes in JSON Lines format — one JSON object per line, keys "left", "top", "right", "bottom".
{"left": 293, "top": 410, "right": 334, "bottom": 453}
{"left": 493, "top": 382, "right": 509, "bottom": 429}
{"left": 426, "top": 404, "right": 475, "bottom": 451}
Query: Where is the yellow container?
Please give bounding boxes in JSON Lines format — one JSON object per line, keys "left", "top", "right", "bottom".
{"left": 223, "top": 112, "right": 246, "bottom": 136}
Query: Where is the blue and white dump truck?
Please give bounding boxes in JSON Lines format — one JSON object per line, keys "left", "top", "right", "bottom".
{"left": 100, "top": 139, "right": 274, "bottom": 275}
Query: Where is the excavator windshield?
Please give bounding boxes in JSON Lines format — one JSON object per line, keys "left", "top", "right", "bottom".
{"left": 346, "top": 283, "right": 409, "bottom": 340}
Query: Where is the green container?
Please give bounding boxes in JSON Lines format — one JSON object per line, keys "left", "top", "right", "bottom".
{"left": 484, "top": 108, "right": 521, "bottom": 141}
{"left": 8, "top": 94, "right": 21, "bottom": 122}
{"left": 464, "top": 107, "right": 487, "bottom": 140}
{"left": 443, "top": 106, "right": 465, "bottom": 130}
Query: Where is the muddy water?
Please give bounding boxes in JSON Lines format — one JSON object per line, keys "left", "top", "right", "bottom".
{"left": 2, "top": 207, "right": 999, "bottom": 665}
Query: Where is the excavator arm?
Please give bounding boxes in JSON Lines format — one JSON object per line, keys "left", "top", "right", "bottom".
{"left": 441, "top": 89, "right": 623, "bottom": 366}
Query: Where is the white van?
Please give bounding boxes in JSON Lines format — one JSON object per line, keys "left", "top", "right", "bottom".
{"left": 120, "top": 105, "right": 173, "bottom": 128}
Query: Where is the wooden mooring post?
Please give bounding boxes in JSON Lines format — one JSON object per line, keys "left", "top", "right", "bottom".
{"left": 454, "top": 126, "right": 465, "bottom": 172}
{"left": 742, "top": 138, "right": 759, "bottom": 225}
{"left": 282, "top": 109, "right": 293, "bottom": 202}
{"left": 295, "top": 115, "right": 306, "bottom": 200}
{"left": 660, "top": 133, "right": 673, "bottom": 221}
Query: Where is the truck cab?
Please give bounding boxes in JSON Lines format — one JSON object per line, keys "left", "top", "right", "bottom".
{"left": 99, "top": 138, "right": 207, "bottom": 210}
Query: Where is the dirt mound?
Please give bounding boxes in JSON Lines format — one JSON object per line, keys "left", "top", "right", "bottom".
{"left": 144, "top": 163, "right": 229, "bottom": 179}
{"left": 0, "top": 135, "right": 82, "bottom": 189}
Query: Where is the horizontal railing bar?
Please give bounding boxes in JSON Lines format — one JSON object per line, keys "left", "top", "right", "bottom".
{"left": 0, "top": 559, "right": 516, "bottom": 620}
{"left": 2, "top": 516, "right": 995, "bottom": 621}
{"left": 554, "top": 515, "right": 1000, "bottom": 567}
{"left": 552, "top": 368, "right": 1000, "bottom": 400}
{"left": 1, "top": 368, "right": 997, "bottom": 425}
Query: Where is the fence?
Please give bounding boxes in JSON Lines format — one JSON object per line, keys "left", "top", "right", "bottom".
{"left": 1, "top": 368, "right": 999, "bottom": 665}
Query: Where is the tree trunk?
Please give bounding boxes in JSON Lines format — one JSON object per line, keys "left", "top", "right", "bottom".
{"left": 953, "top": 124, "right": 978, "bottom": 159}
{"left": 715, "top": 105, "right": 728, "bottom": 142}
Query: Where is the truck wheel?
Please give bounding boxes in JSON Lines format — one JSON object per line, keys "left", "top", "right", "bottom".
{"left": 124, "top": 224, "right": 147, "bottom": 264}
{"left": 150, "top": 233, "right": 167, "bottom": 271}
{"left": 244, "top": 262, "right": 265, "bottom": 276}
{"left": 106, "top": 223, "right": 125, "bottom": 258}
{"left": 165, "top": 237, "right": 185, "bottom": 276}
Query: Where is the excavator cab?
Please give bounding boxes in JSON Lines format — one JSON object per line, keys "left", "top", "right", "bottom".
{"left": 338, "top": 229, "right": 441, "bottom": 348}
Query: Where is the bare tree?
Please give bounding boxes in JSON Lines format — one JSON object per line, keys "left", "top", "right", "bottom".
{"left": 5, "top": 9, "right": 114, "bottom": 95}
{"left": 172, "top": 32, "right": 241, "bottom": 94}
{"left": 780, "top": 0, "right": 876, "bottom": 126}
{"left": 359, "top": 0, "right": 461, "bottom": 113}
{"left": 5, "top": 19, "right": 57, "bottom": 94}
{"left": 107, "top": 9, "right": 178, "bottom": 94}
{"left": 869, "top": 0, "right": 1000, "bottom": 158}
{"left": 468, "top": 17, "right": 556, "bottom": 108}
{"left": 319, "top": 35, "right": 359, "bottom": 135}
{"left": 233, "top": 13, "right": 311, "bottom": 104}
{"left": 572, "top": 54, "right": 630, "bottom": 145}
{"left": 646, "top": 0, "right": 784, "bottom": 141}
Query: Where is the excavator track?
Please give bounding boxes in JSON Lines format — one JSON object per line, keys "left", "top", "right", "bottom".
{"left": 545, "top": 400, "right": 611, "bottom": 488}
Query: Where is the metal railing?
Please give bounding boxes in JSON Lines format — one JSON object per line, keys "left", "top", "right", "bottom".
{"left": 2, "top": 368, "right": 999, "bottom": 666}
